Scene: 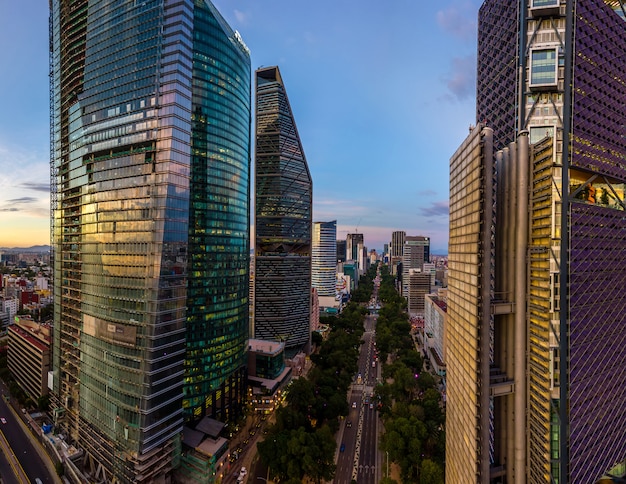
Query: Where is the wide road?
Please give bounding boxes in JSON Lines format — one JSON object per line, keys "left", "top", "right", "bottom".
{"left": 334, "top": 312, "right": 380, "bottom": 484}
{"left": 0, "top": 380, "right": 55, "bottom": 484}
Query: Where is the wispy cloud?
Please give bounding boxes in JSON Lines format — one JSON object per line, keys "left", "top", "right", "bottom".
{"left": 7, "top": 197, "right": 38, "bottom": 204}
{"left": 20, "top": 182, "right": 50, "bottom": 192}
{"left": 443, "top": 55, "right": 476, "bottom": 101}
{"left": 0, "top": 207, "right": 20, "bottom": 212}
{"left": 436, "top": 2, "right": 478, "bottom": 42}
{"left": 420, "top": 200, "right": 449, "bottom": 217}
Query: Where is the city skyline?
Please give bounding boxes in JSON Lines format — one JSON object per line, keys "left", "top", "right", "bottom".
{"left": 0, "top": 1, "right": 482, "bottom": 253}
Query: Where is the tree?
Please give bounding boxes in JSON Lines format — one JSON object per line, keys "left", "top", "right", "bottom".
{"left": 420, "top": 459, "right": 444, "bottom": 484}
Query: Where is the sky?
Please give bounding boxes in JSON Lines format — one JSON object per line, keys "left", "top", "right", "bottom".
{"left": 0, "top": 0, "right": 482, "bottom": 253}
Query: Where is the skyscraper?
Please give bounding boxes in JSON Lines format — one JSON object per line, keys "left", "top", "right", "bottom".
{"left": 447, "top": 1, "right": 626, "bottom": 482}
{"left": 346, "top": 233, "right": 365, "bottom": 274}
{"left": 401, "top": 235, "right": 429, "bottom": 297}
{"left": 390, "top": 230, "right": 405, "bottom": 276}
{"left": 254, "top": 66, "right": 312, "bottom": 356}
{"left": 312, "top": 221, "right": 337, "bottom": 297}
{"left": 50, "top": 1, "right": 251, "bottom": 482}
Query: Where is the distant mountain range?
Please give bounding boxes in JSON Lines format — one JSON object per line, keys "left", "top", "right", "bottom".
{"left": 0, "top": 245, "right": 51, "bottom": 252}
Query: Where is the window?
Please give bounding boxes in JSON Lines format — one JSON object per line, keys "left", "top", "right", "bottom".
{"left": 530, "top": 49, "right": 558, "bottom": 87}
{"left": 530, "top": 126, "right": 554, "bottom": 144}
{"left": 532, "top": 0, "right": 558, "bottom": 6}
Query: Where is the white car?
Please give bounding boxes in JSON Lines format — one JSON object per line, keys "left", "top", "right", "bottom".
{"left": 0, "top": 417, "right": 6, "bottom": 424}
{"left": 352, "top": 401, "right": 357, "bottom": 408}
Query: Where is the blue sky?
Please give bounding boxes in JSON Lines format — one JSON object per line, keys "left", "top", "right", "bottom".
{"left": 0, "top": 0, "right": 481, "bottom": 252}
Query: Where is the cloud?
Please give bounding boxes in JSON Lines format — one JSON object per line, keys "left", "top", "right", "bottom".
{"left": 420, "top": 200, "right": 449, "bottom": 217}
{"left": 436, "top": 2, "right": 478, "bottom": 41}
{"left": 20, "top": 182, "right": 50, "bottom": 192}
{"left": 0, "top": 207, "right": 20, "bottom": 212}
{"left": 443, "top": 55, "right": 476, "bottom": 101}
{"left": 7, "top": 197, "right": 38, "bottom": 204}
{"left": 234, "top": 9, "right": 248, "bottom": 25}
{"left": 418, "top": 189, "right": 437, "bottom": 197}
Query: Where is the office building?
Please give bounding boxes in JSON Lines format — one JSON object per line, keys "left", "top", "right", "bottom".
{"left": 336, "top": 239, "right": 347, "bottom": 263}
{"left": 346, "top": 233, "right": 365, "bottom": 275}
{"left": 50, "top": 1, "right": 251, "bottom": 482}
{"left": 311, "top": 221, "right": 337, "bottom": 297}
{"left": 254, "top": 66, "right": 312, "bottom": 356}
{"left": 7, "top": 316, "right": 51, "bottom": 400}
{"left": 423, "top": 291, "right": 447, "bottom": 378}
{"left": 447, "top": 1, "right": 626, "bottom": 482}
{"left": 406, "top": 269, "right": 431, "bottom": 317}
{"left": 390, "top": 230, "right": 405, "bottom": 275}
{"left": 401, "top": 236, "right": 429, "bottom": 297}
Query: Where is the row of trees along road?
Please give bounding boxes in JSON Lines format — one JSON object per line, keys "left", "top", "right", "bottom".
{"left": 376, "top": 265, "right": 446, "bottom": 484}
{"left": 257, "top": 296, "right": 369, "bottom": 483}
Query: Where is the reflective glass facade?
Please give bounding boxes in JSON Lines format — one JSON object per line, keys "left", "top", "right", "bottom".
{"left": 254, "top": 66, "right": 312, "bottom": 356}
{"left": 50, "top": 1, "right": 250, "bottom": 482}
{"left": 311, "top": 221, "right": 337, "bottom": 297}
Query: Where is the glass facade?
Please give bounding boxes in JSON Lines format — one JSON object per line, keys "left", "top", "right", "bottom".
{"left": 311, "top": 221, "right": 337, "bottom": 297}
{"left": 254, "top": 66, "right": 312, "bottom": 356}
{"left": 50, "top": 1, "right": 250, "bottom": 482}
{"left": 183, "top": 0, "right": 251, "bottom": 425}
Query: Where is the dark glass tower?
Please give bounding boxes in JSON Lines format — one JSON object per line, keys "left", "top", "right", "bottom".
{"left": 447, "top": 1, "right": 626, "bottom": 483}
{"left": 254, "top": 66, "right": 312, "bottom": 357}
{"left": 49, "top": 1, "right": 251, "bottom": 482}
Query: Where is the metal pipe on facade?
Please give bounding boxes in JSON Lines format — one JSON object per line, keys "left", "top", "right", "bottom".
{"left": 505, "top": 144, "right": 517, "bottom": 477}
{"left": 514, "top": 131, "right": 529, "bottom": 484}
{"left": 480, "top": 127, "right": 494, "bottom": 482}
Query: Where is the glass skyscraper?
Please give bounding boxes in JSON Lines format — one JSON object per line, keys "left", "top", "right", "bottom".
{"left": 311, "top": 221, "right": 337, "bottom": 297}
{"left": 49, "top": 1, "right": 251, "bottom": 482}
{"left": 447, "top": 1, "right": 626, "bottom": 483}
{"left": 254, "top": 66, "right": 312, "bottom": 357}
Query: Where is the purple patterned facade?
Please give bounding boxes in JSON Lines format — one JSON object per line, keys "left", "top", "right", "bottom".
{"left": 569, "top": 1, "right": 626, "bottom": 481}
{"left": 476, "top": 0, "right": 518, "bottom": 151}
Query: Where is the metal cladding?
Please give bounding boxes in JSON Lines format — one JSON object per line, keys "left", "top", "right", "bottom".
{"left": 476, "top": 0, "right": 518, "bottom": 152}
{"left": 254, "top": 66, "right": 312, "bottom": 355}
{"left": 462, "top": 1, "right": 626, "bottom": 482}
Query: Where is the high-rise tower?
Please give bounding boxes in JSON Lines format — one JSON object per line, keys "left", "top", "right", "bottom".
{"left": 447, "top": 1, "right": 626, "bottom": 483}
{"left": 254, "top": 66, "right": 312, "bottom": 356}
{"left": 49, "top": 1, "right": 251, "bottom": 482}
{"left": 312, "top": 221, "right": 337, "bottom": 297}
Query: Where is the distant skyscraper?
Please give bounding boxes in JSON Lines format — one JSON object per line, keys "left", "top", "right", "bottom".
{"left": 447, "top": 1, "right": 626, "bottom": 483}
{"left": 336, "top": 239, "right": 347, "bottom": 263}
{"left": 401, "top": 236, "right": 429, "bottom": 297}
{"left": 254, "top": 66, "right": 312, "bottom": 356}
{"left": 346, "top": 233, "right": 365, "bottom": 274}
{"left": 50, "top": 1, "right": 251, "bottom": 482}
{"left": 312, "top": 221, "right": 337, "bottom": 297}
{"left": 390, "top": 230, "right": 405, "bottom": 275}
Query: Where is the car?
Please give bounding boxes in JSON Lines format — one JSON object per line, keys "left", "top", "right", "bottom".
{"left": 35, "top": 480, "right": 43, "bottom": 484}
{"left": 369, "top": 403, "right": 374, "bottom": 409}
{"left": 340, "top": 443, "right": 346, "bottom": 452}
{"left": 0, "top": 418, "right": 6, "bottom": 424}
{"left": 352, "top": 401, "right": 357, "bottom": 408}
{"left": 346, "top": 420, "right": 352, "bottom": 428}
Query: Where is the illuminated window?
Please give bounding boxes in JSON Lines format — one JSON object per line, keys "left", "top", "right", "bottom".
{"left": 532, "top": 0, "right": 558, "bottom": 6}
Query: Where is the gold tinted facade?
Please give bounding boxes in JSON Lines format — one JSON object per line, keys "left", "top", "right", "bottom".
{"left": 447, "top": 126, "right": 491, "bottom": 483}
